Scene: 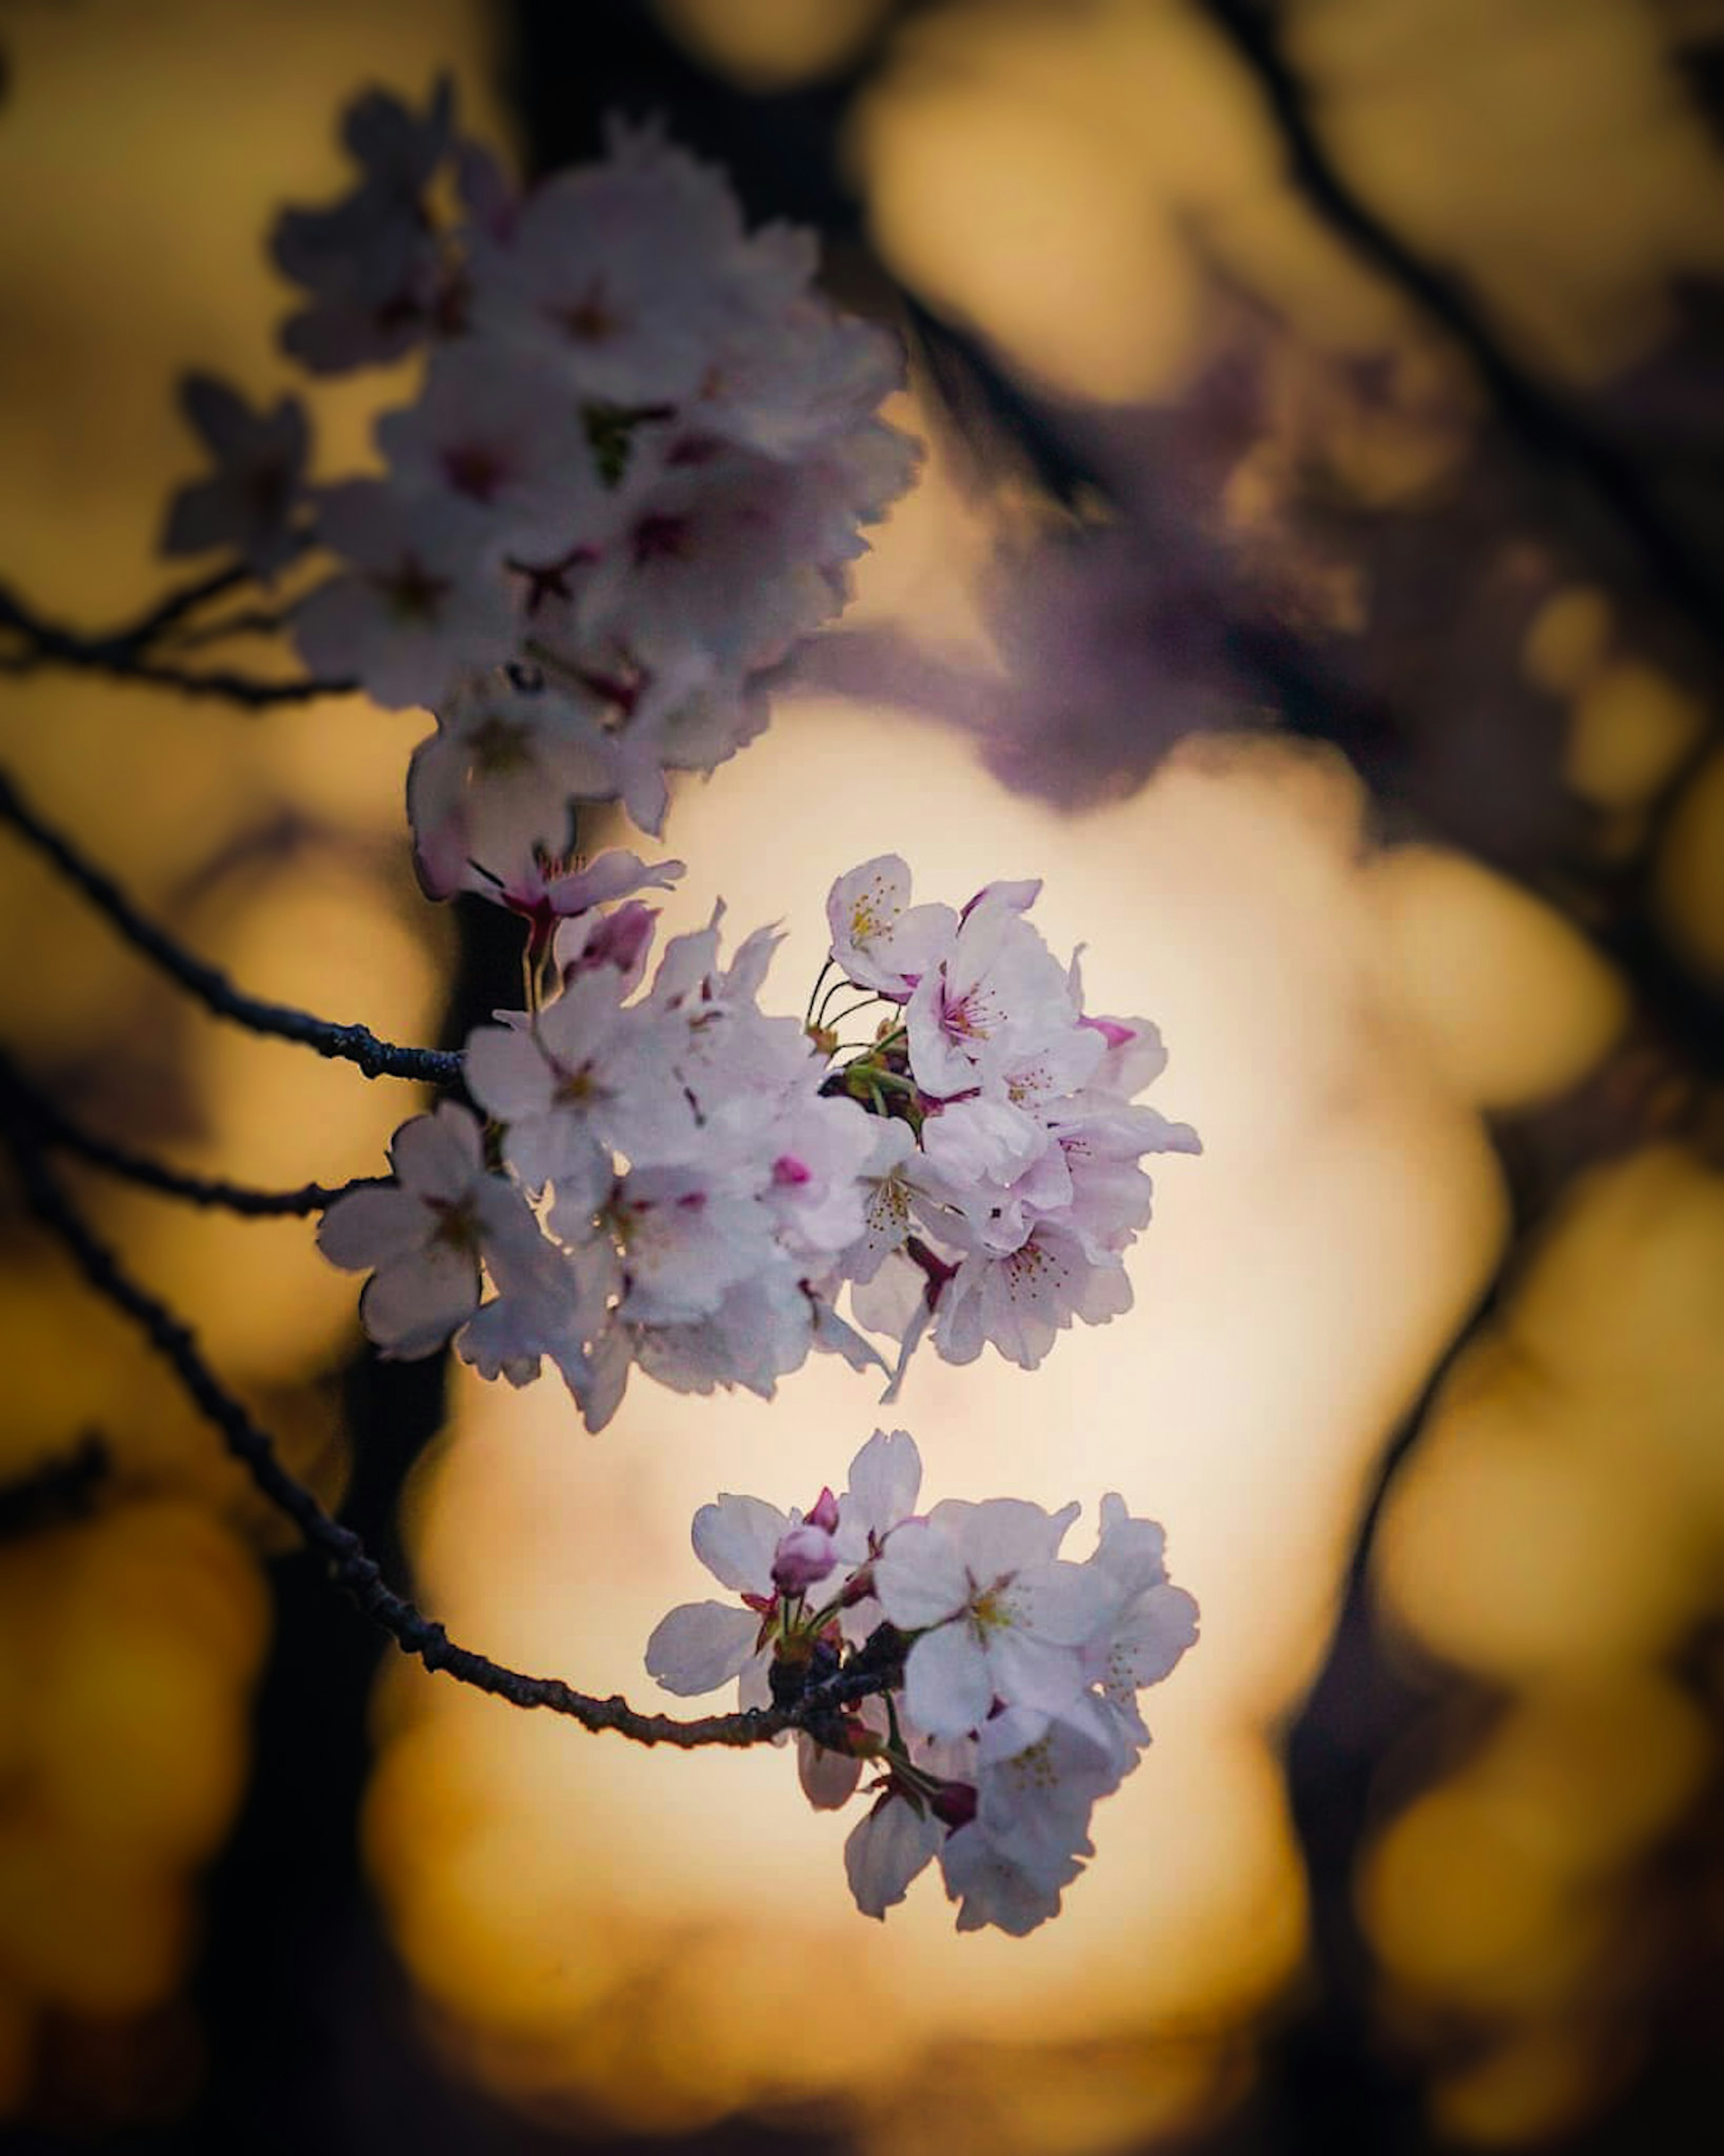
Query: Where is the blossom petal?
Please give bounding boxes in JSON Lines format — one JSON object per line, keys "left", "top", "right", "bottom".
{"left": 797, "top": 1735, "right": 863, "bottom": 1811}
{"left": 316, "top": 1185, "right": 424, "bottom": 1270}
{"left": 389, "top": 1101, "right": 484, "bottom": 1199}
{"left": 904, "top": 1619, "right": 994, "bottom": 1740}
{"left": 1116, "top": 1584, "right": 1201, "bottom": 1688}
{"left": 644, "top": 1601, "right": 760, "bottom": 1696}
{"left": 844, "top": 1795, "right": 942, "bottom": 1918}
{"left": 1012, "top": 1558, "right": 1114, "bottom": 1647}
{"left": 873, "top": 1519, "right": 968, "bottom": 1631}
{"left": 691, "top": 1493, "right": 790, "bottom": 1594}
{"left": 840, "top": 1427, "right": 921, "bottom": 1551}
{"left": 359, "top": 1243, "right": 479, "bottom": 1357}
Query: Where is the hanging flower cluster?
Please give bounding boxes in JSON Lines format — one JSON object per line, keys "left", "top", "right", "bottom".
{"left": 646, "top": 1429, "right": 1200, "bottom": 1935}
{"left": 817, "top": 855, "right": 1201, "bottom": 1381}
{"left": 317, "top": 851, "right": 1198, "bottom": 1427}
{"left": 321, "top": 859, "right": 878, "bottom": 1430}
{"left": 159, "top": 77, "right": 916, "bottom": 883}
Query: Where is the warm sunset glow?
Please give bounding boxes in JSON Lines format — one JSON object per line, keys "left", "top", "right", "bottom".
{"left": 4, "top": 0, "right": 1721, "bottom": 2145}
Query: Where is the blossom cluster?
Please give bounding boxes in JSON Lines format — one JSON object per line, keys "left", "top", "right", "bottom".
{"left": 646, "top": 1429, "right": 1199, "bottom": 1934}
{"left": 818, "top": 854, "right": 1201, "bottom": 1381}
{"left": 162, "top": 79, "right": 915, "bottom": 891}
{"left": 316, "top": 852, "right": 1197, "bottom": 1424}
{"left": 320, "top": 855, "right": 886, "bottom": 1430}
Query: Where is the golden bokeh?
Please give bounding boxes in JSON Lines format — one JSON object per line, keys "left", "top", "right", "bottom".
{"left": 1, "top": 0, "right": 1720, "bottom": 2145}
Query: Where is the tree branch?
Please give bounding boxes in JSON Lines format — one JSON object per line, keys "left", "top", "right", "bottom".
{"left": 104, "top": 561, "right": 255, "bottom": 651}
{"left": 163, "top": 605, "right": 302, "bottom": 652}
{"left": 0, "top": 1113, "right": 891, "bottom": 1749}
{"left": 0, "top": 1432, "right": 109, "bottom": 1542}
{"left": 1197, "top": 0, "right": 1724, "bottom": 651}
{"left": 0, "top": 767, "right": 462, "bottom": 1085}
{"left": 0, "top": 1052, "right": 386, "bottom": 1217}
{"left": 0, "top": 574, "right": 354, "bottom": 707}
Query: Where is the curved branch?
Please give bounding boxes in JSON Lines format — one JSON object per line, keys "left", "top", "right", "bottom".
{"left": 0, "top": 768, "right": 462, "bottom": 1086}
{"left": 0, "top": 1114, "right": 884, "bottom": 1750}
{"left": 0, "top": 1053, "right": 386, "bottom": 1217}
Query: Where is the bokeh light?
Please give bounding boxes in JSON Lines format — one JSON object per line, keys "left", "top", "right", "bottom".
{"left": 2, "top": 0, "right": 1722, "bottom": 2147}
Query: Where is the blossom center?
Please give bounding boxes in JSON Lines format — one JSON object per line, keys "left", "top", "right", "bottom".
{"left": 553, "top": 278, "right": 625, "bottom": 345}
{"left": 371, "top": 552, "right": 451, "bottom": 623}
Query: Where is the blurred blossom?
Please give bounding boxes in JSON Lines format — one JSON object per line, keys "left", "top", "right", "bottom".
{"left": 973, "top": 519, "right": 1267, "bottom": 809}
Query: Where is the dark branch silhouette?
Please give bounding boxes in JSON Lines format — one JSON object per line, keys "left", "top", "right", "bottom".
{"left": 1198, "top": 0, "right": 1724, "bottom": 648}
{"left": 0, "top": 767, "right": 462, "bottom": 1086}
{"left": 0, "top": 1054, "right": 386, "bottom": 1217}
{"left": 0, "top": 1112, "right": 898, "bottom": 1751}
{"left": 0, "top": 1432, "right": 109, "bottom": 1542}
{"left": 0, "top": 574, "right": 354, "bottom": 707}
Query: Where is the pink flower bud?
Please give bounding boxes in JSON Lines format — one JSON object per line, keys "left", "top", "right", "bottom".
{"left": 772, "top": 1521, "right": 839, "bottom": 1594}
{"left": 930, "top": 1781, "right": 978, "bottom": 1829}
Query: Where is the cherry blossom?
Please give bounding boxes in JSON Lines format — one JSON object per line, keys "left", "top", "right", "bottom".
{"left": 642, "top": 1429, "right": 1200, "bottom": 1936}
{"left": 463, "top": 120, "right": 765, "bottom": 409}
{"left": 815, "top": 858, "right": 1200, "bottom": 1384}
{"left": 319, "top": 855, "right": 1198, "bottom": 1418}
{"left": 449, "top": 902, "right": 893, "bottom": 1429}
{"left": 271, "top": 78, "right": 455, "bottom": 372}
{"left": 403, "top": 674, "right": 625, "bottom": 899}
{"left": 316, "top": 1101, "right": 540, "bottom": 1359}
{"left": 374, "top": 342, "right": 619, "bottom": 564}
{"left": 294, "top": 482, "right": 517, "bottom": 710}
{"left": 161, "top": 373, "right": 308, "bottom": 579}
{"left": 264, "top": 85, "right": 913, "bottom": 871}
{"left": 873, "top": 1499, "right": 1107, "bottom": 1738}
{"left": 826, "top": 854, "right": 957, "bottom": 1001}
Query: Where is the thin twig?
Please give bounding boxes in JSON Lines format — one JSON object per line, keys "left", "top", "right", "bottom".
{"left": 0, "top": 575, "right": 354, "bottom": 707}
{"left": 0, "top": 1053, "right": 385, "bottom": 1217}
{"left": 0, "top": 1112, "right": 888, "bottom": 1750}
{"left": 164, "top": 605, "right": 301, "bottom": 652}
{"left": 0, "top": 767, "right": 462, "bottom": 1085}
{"left": 0, "top": 1433, "right": 109, "bottom": 1541}
{"left": 109, "top": 562, "right": 255, "bottom": 651}
{"left": 1197, "top": 0, "right": 1724, "bottom": 650}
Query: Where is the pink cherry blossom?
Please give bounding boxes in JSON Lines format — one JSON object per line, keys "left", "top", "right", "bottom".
{"left": 873, "top": 1499, "right": 1107, "bottom": 1739}
{"left": 638, "top": 1431, "right": 1200, "bottom": 1935}
{"left": 316, "top": 1101, "right": 538, "bottom": 1358}
{"left": 826, "top": 854, "right": 957, "bottom": 1001}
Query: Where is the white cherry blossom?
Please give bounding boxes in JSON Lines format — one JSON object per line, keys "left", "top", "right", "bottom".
{"left": 375, "top": 342, "right": 617, "bottom": 563}
{"left": 638, "top": 1432, "right": 1200, "bottom": 1936}
{"left": 873, "top": 1499, "right": 1107, "bottom": 1739}
{"left": 295, "top": 481, "right": 516, "bottom": 708}
{"left": 938, "top": 1821, "right": 1081, "bottom": 1937}
{"left": 826, "top": 854, "right": 957, "bottom": 1001}
{"left": 316, "top": 1102, "right": 538, "bottom": 1358}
